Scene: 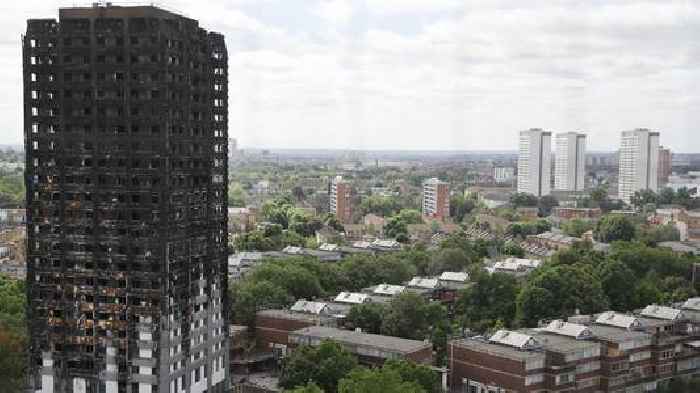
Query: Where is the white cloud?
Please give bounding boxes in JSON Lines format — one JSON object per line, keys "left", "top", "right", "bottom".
{"left": 314, "top": 0, "right": 354, "bottom": 25}
{"left": 3, "top": 1, "right": 699, "bottom": 153}
{"left": 362, "top": 0, "right": 461, "bottom": 15}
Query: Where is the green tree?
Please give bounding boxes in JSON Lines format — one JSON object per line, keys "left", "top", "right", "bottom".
{"left": 359, "top": 195, "right": 402, "bottom": 217}
{"left": 323, "top": 213, "right": 345, "bottom": 232}
{"left": 561, "top": 219, "right": 595, "bottom": 238}
{"left": 385, "top": 217, "right": 408, "bottom": 241}
{"left": 657, "top": 187, "right": 676, "bottom": 205}
{"left": 517, "top": 265, "right": 609, "bottom": 326}
{"left": 395, "top": 209, "right": 424, "bottom": 225}
{"left": 262, "top": 195, "right": 296, "bottom": 228}
{"left": 230, "top": 280, "right": 290, "bottom": 326}
{"left": 228, "top": 182, "right": 247, "bottom": 207}
{"left": 346, "top": 303, "right": 386, "bottom": 334}
{"left": 280, "top": 341, "right": 358, "bottom": 393}
{"left": 339, "top": 368, "right": 425, "bottom": 393}
{"left": 630, "top": 189, "right": 658, "bottom": 210}
{"left": 456, "top": 272, "right": 519, "bottom": 332}
{"left": 633, "top": 275, "right": 663, "bottom": 309}
{"left": 0, "top": 275, "right": 27, "bottom": 391}
{"left": 597, "top": 259, "right": 636, "bottom": 311}
{"left": 450, "top": 194, "right": 476, "bottom": 223}
{"left": 427, "top": 248, "right": 471, "bottom": 275}
{"left": 381, "top": 293, "right": 434, "bottom": 340}
{"left": 636, "top": 223, "right": 680, "bottom": 246}
{"left": 250, "top": 261, "right": 324, "bottom": 300}
{"left": 0, "top": 172, "right": 25, "bottom": 207}
{"left": 537, "top": 195, "right": 559, "bottom": 217}
{"left": 383, "top": 360, "right": 439, "bottom": 393}
{"left": 595, "top": 215, "right": 636, "bottom": 243}
{"left": 509, "top": 193, "right": 538, "bottom": 208}
{"left": 502, "top": 242, "right": 525, "bottom": 257}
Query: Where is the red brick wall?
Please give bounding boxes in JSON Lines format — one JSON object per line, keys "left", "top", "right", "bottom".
{"left": 448, "top": 343, "right": 528, "bottom": 392}
{"left": 255, "top": 314, "right": 317, "bottom": 350}
{"left": 405, "top": 346, "right": 434, "bottom": 365}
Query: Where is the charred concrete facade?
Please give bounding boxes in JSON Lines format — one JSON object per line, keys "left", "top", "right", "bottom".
{"left": 23, "top": 5, "right": 229, "bottom": 393}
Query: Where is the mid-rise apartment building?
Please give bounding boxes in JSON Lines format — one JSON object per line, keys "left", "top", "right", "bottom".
{"left": 554, "top": 132, "right": 586, "bottom": 192}
{"left": 618, "top": 129, "right": 660, "bottom": 203}
{"left": 449, "top": 304, "right": 700, "bottom": 393}
{"left": 329, "top": 176, "right": 353, "bottom": 224}
{"left": 517, "top": 129, "right": 552, "bottom": 197}
{"left": 422, "top": 178, "right": 450, "bottom": 220}
{"left": 658, "top": 146, "right": 672, "bottom": 186}
{"left": 24, "top": 5, "right": 229, "bottom": 393}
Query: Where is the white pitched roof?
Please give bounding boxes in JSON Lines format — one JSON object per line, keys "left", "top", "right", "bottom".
{"left": 319, "top": 243, "right": 339, "bottom": 251}
{"left": 682, "top": 298, "right": 700, "bottom": 311}
{"left": 283, "top": 246, "right": 303, "bottom": 254}
{"left": 540, "top": 320, "right": 593, "bottom": 339}
{"left": 640, "top": 305, "right": 684, "bottom": 320}
{"left": 492, "top": 258, "right": 542, "bottom": 272}
{"left": 352, "top": 241, "right": 372, "bottom": 249}
{"left": 334, "top": 292, "right": 370, "bottom": 304}
{"left": 290, "top": 300, "right": 328, "bottom": 315}
{"left": 490, "top": 330, "right": 539, "bottom": 349}
{"left": 407, "top": 277, "right": 439, "bottom": 289}
{"left": 439, "top": 272, "right": 469, "bottom": 282}
{"left": 595, "top": 311, "right": 642, "bottom": 329}
{"left": 372, "top": 239, "right": 400, "bottom": 248}
{"left": 373, "top": 284, "right": 405, "bottom": 296}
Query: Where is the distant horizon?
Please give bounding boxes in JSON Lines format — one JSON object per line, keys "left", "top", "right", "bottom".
{"left": 5, "top": 143, "right": 700, "bottom": 156}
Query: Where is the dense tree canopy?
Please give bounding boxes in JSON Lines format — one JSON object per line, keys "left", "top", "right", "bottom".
{"left": 358, "top": 195, "right": 402, "bottom": 217}
{"left": 450, "top": 194, "right": 476, "bottom": 223}
{"left": 280, "top": 341, "right": 358, "bottom": 393}
{"left": 338, "top": 367, "right": 425, "bottom": 393}
{"left": 0, "top": 275, "right": 27, "bottom": 392}
{"left": 509, "top": 193, "right": 538, "bottom": 208}
{"left": 561, "top": 219, "right": 595, "bottom": 238}
{"left": 517, "top": 264, "right": 609, "bottom": 326}
{"left": 346, "top": 303, "right": 385, "bottom": 334}
{"left": 595, "top": 214, "right": 636, "bottom": 243}
{"left": 0, "top": 171, "right": 24, "bottom": 208}
{"left": 456, "top": 271, "right": 519, "bottom": 332}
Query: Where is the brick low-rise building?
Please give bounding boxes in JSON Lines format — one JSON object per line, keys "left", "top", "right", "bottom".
{"left": 255, "top": 309, "right": 335, "bottom": 353}
{"left": 552, "top": 207, "right": 603, "bottom": 221}
{"left": 448, "top": 304, "right": 700, "bottom": 393}
{"left": 289, "top": 326, "right": 433, "bottom": 366}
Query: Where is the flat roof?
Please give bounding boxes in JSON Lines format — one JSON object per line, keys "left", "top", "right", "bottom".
{"left": 588, "top": 325, "right": 650, "bottom": 343}
{"left": 256, "top": 309, "right": 322, "bottom": 323}
{"left": 291, "top": 326, "right": 430, "bottom": 354}
{"left": 452, "top": 338, "right": 544, "bottom": 361}
{"left": 59, "top": 5, "right": 188, "bottom": 20}
{"left": 524, "top": 330, "right": 598, "bottom": 352}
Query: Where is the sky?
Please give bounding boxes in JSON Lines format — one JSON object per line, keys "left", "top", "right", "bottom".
{"left": 3, "top": 1, "right": 700, "bottom": 152}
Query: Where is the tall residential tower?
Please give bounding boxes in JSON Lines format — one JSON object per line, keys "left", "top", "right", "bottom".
{"left": 422, "top": 178, "right": 450, "bottom": 220}
{"left": 658, "top": 146, "right": 672, "bottom": 186}
{"left": 517, "top": 129, "right": 552, "bottom": 197}
{"left": 24, "top": 5, "right": 229, "bottom": 393}
{"left": 618, "top": 129, "right": 660, "bottom": 203}
{"left": 330, "top": 176, "right": 353, "bottom": 224}
{"left": 554, "top": 132, "right": 586, "bottom": 192}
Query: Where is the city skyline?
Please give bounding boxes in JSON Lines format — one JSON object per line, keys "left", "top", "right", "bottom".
{"left": 1, "top": 0, "right": 700, "bottom": 152}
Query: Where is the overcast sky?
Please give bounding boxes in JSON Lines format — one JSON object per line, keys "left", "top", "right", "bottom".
{"left": 4, "top": 1, "right": 700, "bottom": 151}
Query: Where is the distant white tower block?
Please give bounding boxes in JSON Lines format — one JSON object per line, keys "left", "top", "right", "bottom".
{"left": 517, "top": 129, "right": 552, "bottom": 197}
{"left": 555, "top": 132, "right": 586, "bottom": 192}
{"left": 618, "top": 129, "right": 660, "bottom": 203}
